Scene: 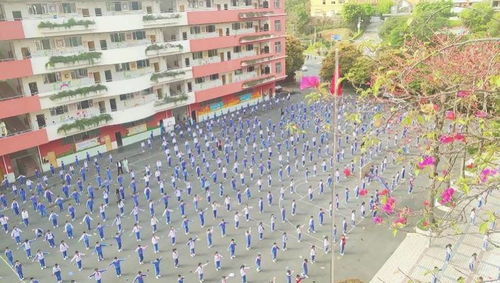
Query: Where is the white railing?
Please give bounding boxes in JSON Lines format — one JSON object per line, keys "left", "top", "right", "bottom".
{"left": 108, "top": 39, "right": 151, "bottom": 50}
{"left": 38, "top": 77, "right": 95, "bottom": 96}
{"left": 234, "top": 71, "right": 257, "bottom": 82}
{"left": 112, "top": 68, "right": 154, "bottom": 81}
{"left": 232, "top": 50, "right": 257, "bottom": 59}
{"left": 193, "top": 79, "right": 223, "bottom": 91}
{"left": 192, "top": 56, "right": 221, "bottom": 66}
{"left": 45, "top": 108, "right": 102, "bottom": 127}
{"left": 231, "top": 28, "right": 255, "bottom": 36}
{"left": 189, "top": 32, "right": 218, "bottom": 40}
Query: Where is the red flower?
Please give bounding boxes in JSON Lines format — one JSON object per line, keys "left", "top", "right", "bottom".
{"left": 422, "top": 221, "right": 429, "bottom": 227}
{"left": 359, "top": 189, "right": 368, "bottom": 196}
{"left": 445, "top": 111, "right": 456, "bottom": 120}
{"left": 457, "top": 90, "right": 471, "bottom": 97}
{"left": 423, "top": 200, "right": 430, "bottom": 206}
{"left": 454, "top": 133, "right": 465, "bottom": 142}
{"left": 475, "top": 111, "right": 488, "bottom": 118}
{"left": 378, "top": 189, "right": 389, "bottom": 196}
{"left": 439, "top": 135, "right": 455, "bottom": 144}
{"left": 466, "top": 163, "right": 475, "bottom": 169}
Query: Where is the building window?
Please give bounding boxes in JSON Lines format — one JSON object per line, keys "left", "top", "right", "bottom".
{"left": 246, "top": 44, "right": 253, "bottom": 51}
{"left": 209, "top": 74, "right": 219, "bottom": 80}
{"left": 28, "top": 3, "right": 51, "bottom": 15}
{"left": 193, "top": 52, "right": 203, "bottom": 60}
{"left": 247, "top": 66, "right": 255, "bottom": 72}
{"left": 38, "top": 39, "right": 52, "bottom": 50}
{"left": 235, "top": 69, "right": 243, "bottom": 75}
{"left": 323, "top": 0, "right": 326, "bottom": 4}
{"left": 274, "top": 41, "right": 281, "bottom": 53}
{"left": 232, "top": 23, "right": 241, "bottom": 30}
{"left": 274, "top": 0, "right": 280, "bottom": 8}
{"left": 44, "top": 72, "right": 61, "bottom": 84}
{"left": 70, "top": 68, "right": 88, "bottom": 79}
{"left": 50, "top": 105, "right": 69, "bottom": 116}
{"left": 276, "top": 62, "right": 282, "bottom": 74}
{"left": 195, "top": 77, "right": 205, "bottom": 84}
{"left": 115, "top": 63, "right": 130, "bottom": 72}
{"left": 64, "top": 36, "right": 82, "bottom": 47}
{"left": 206, "top": 25, "right": 215, "bottom": 33}
{"left": 233, "top": 46, "right": 241, "bottom": 53}
{"left": 130, "top": 1, "right": 142, "bottom": 10}
{"left": 231, "top": 0, "right": 238, "bottom": 6}
{"left": 132, "top": 30, "right": 146, "bottom": 40}
{"left": 246, "top": 22, "right": 253, "bottom": 29}
{"left": 110, "top": 32, "right": 125, "bottom": 42}
{"left": 136, "top": 59, "right": 150, "bottom": 69}
{"left": 190, "top": 26, "right": 201, "bottom": 34}
{"left": 77, "top": 100, "right": 93, "bottom": 110}
{"left": 120, "top": 93, "right": 134, "bottom": 100}
{"left": 207, "top": 49, "right": 217, "bottom": 57}
{"left": 61, "top": 3, "right": 76, "bottom": 13}
{"left": 274, "top": 20, "right": 281, "bottom": 32}
{"left": 108, "top": 1, "right": 123, "bottom": 11}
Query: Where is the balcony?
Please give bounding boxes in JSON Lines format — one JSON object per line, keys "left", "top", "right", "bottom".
{"left": 0, "top": 21, "right": 25, "bottom": 40}
{"left": 0, "top": 59, "right": 33, "bottom": 80}
{"left": 142, "top": 13, "right": 184, "bottom": 27}
{"left": 192, "top": 56, "right": 221, "bottom": 66}
{"left": 186, "top": 3, "right": 274, "bottom": 25}
{"left": 0, "top": 96, "right": 41, "bottom": 119}
{"left": 37, "top": 18, "right": 95, "bottom": 34}
{"left": 240, "top": 33, "right": 274, "bottom": 43}
{"left": 150, "top": 67, "right": 193, "bottom": 84}
{"left": 243, "top": 75, "right": 275, "bottom": 88}
{"left": 0, "top": 129, "right": 48, "bottom": 156}
{"left": 44, "top": 52, "right": 102, "bottom": 71}
{"left": 145, "top": 40, "right": 189, "bottom": 56}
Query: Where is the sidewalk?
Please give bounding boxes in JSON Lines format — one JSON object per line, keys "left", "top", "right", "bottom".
{"left": 372, "top": 192, "right": 500, "bottom": 283}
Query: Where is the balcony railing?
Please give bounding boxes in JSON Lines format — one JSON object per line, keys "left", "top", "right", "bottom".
{"left": 190, "top": 32, "right": 218, "bottom": 40}
{"left": 193, "top": 79, "right": 223, "bottom": 91}
{"left": 192, "top": 56, "right": 221, "bottom": 66}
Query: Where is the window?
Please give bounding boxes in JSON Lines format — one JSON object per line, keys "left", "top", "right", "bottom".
{"left": 77, "top": 100, "right": 93, "bottom": 110}
{"left": 195, "top": 77, "right": 205, "bottom": 84}
{"left": 246, "top": 44, "right": 253, "bottom": 51}
{"left": 206, "top": 25, "right": 215, "bottom": 33}
{"left": 245, "top": 22, "right": 253, "bottom": 29}
{"left": 207, "top": 49, "right": 217, "bottom": 57}
{"left": 61, "top": 3, "right": 76, "bottom": 13}
{"left": 108, "top": 2, "right": 123, "bottom": 11}
{"left": 50, "top": 105, "right": 69, "bottom": 116}
{"left": 70, "top": 68, "right": 88, "bottom": 79}
{"left": 39, "top": 39, "right": 51, "bottom": 50}
{"left": 274, "top": 41, "right": 281, "bottom": 53}
{"left": 136, "top": 59, "right": 150, "bottom": 69}
{"left": 205, "top": 0, "right": 212, "bottom": 8}
{"left": 28, "top": 4, "right": 49, "bottom": 15}
{"left": 190, "top": 26, "right": 201, "bottom": 34}
{"left": 192, "top": 52, "right": 203, "bottom": 60}
{"left": 232, "top": 23, "right": 241, "bottom": 30}
{"left": 120, "top": 93, "right": 134, "bottom": 100}
{"left": 274, "top": 0, "right": 280, "bottom": 8}
{"left": 231, "top": 0, "right": 238, "bottom": 6}
{"left": 130, "top": 1, "right": 142, "bottom": 10}
{"left": 44, "top": 73, "right": 61, "bottom": 84}
{"left": 274, "top": 20, "right": 281, "bottom": 32}
{"left": 64, "top": 36, "right": 82, "bottom": 47}
{"left": 110, "top": 33, "right": 125, "bottom": 42}
{"left": 210, "top": 74, "right": 219, "bottom": 80}
{"left": 275, "top": 62, "right": 282, "bottom": 74}
{"left": 233, "top": 46, "right": 241, "bottom": 53}
{"left": 247, "top": 66, "right": 255, "bottom": 72}
{"left": 132, "top": 30, "right": 146, "bottom": 40}
{"left": 187, "top": 82, "right": 192, "bottom": 92}
{"left": 235, "top": 69, "right": 243, "bottom": 75}
{"left": 115, "top": 63, "right": 130, "bottom": 72}
{"left": 95, "top": 8, "right": 103, "bottom": 16}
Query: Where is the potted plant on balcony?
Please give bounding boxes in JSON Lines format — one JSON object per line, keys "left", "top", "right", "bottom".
{"left": 57, "top": 114, "right": 112, "bottom": 134}
{"left": 145, "top": 43, "right": 184, "bottom": 55}
{"left": 38, "top": 18, "right": 95, "bottom": 29}
{"left": 143, "top": 14, "right": 181, "bottom": 21}
{"left": 50, "top": 85, "right": 107, "bottom": 101}
{"left": 150, "top": 70, "right": 186, "bottom": 82}
{"left": 46, "top": 52, "right": 102, "bottom": 68}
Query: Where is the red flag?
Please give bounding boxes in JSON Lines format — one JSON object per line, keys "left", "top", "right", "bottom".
{"left": 329, "top": 65, "right": 342, "bottom": 96}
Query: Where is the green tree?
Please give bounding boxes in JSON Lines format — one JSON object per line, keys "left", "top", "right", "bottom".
{"left": 285, "top": 36, "right": 305, "bottom": 80}
{"left": 459, "top": 2, "right": 494, "bottom": 34}
{"left": 286, "top": 0, "right": 312, "bottom": 36}
{"left": 341, "top": 3, "right": 374, "bottom": 30}
{"left": 379, "top": 16, "right": 410, "bottom": 46}
{"left": 487, "top": 12, "right": 500, "bottom": 37}
{"left": 346, "top": 57, "right": 376, "bottom": 87}
{"left": 320, "top": 41, "right": 362, "bottom": 82}
{"left": 376, "top": 0, "right": 393, "bottom": 15}
{"left": 407, "top": 1, "right": 453, "bottom": 41}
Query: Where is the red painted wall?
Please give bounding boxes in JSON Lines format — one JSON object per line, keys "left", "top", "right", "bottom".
{"left": 0, "top": 59, "right": 33, "bottom": 80}
{"left": 0, "top": 21, "right": 25, "bottom": 40}
{"left": 0, "top": 155, "right": 13, "bottom": 174}
{"left": 39, "top": 138, "right": 74, "bottom": 158}
{"left": 0, "top": 96, "right": 41, "bottom": 119}
{"left": 0, "top": 129, "right": 48, "bottom": 156}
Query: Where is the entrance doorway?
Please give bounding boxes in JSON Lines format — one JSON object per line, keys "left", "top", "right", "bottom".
{"left": 191, "top": 110, "right": 197, "bottom": 122}
{"left": 115, "top": 132, "right": 123, "bottom": 147}
{"left": 11, "top": 148, "right": 40, "bottom": 177}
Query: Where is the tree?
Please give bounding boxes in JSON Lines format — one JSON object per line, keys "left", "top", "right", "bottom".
{"left": 376, "top": 0, "right": 393, "bottom": 15}
{"left": 487, "top": 12, "right": 500, "bottom": 37}
{"left": 406, "top": 1, "right": 453, "bottom": 42}
{"left": 379, "top": 16, "right": 410, "bottom": 47}
{"left": 459, "top": 2, "right": 494, "bottom": 34}
{"left": 286, "top": 0, "right": 312, "bottom": 36}
{"left": 341, "top": 3, "right": 374, "bottom": 30}
{"left": 320, "top": 41, "right": 361, "bottom": 82}
{"left": 346, "top": 57, "right": 376, "bottom": 87}
{"left": 285, "top": 36, "right": 305, "bottom": 80}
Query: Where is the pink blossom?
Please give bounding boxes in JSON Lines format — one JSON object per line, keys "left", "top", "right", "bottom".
{"left": 378, "top": 189, "right": 389, "bottom": 196}
{"left": 475, "top": 111, "right": 488, "bottom": 118}
{"left": 445, "top": 111, "right": 456, "bottom": 120}
{"left": 418, "top": 156, "right": 435, "bottom": 169}
{"left": 454, "top": 133, "right": 465, "bottom": 142}
{"left": 386, "top": 197, "right": 396, "bottom": 206}
{"left": 372, "top": 216, "right": 383, "bottom": 224}
{"left": 393, "top": 217, "right": 407, "bottom": 225}
{"left": 457, "top": 90, "right": 471, "bottom": 97}
{"left": 439, "top": 187, "right": 455, "bottom": 205}
{"left": 480, "top": 168, "right": 497, "bottom": 183}
{"left": 439, "top": 135, "right": 455, "bottom": 144}
{"left": 382, "top": 203, "right": 394, "bottom": 214}
{"left": 299, "top": 76, "right": 320, "bottom": 90}
{"left": 359, "top": 189, "right": 368, "bottom": 196}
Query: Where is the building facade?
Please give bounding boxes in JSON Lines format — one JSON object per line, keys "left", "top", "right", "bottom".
{"left": 0, "top": 0, "right": 286, "bottom": 181}
{"left": 310, "top": 0, "right": 345, "bottom": 17}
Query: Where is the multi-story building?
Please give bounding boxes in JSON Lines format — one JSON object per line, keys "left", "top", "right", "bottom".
{"left": 0, "top": 0, "right": 286, "bottom": 181}
{"left": 310, "top": 0, "right": 345, "bottom": 17}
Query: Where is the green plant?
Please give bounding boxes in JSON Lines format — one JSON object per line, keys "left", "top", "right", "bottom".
{"left": 155, "top": 94, "right": 188, "bottom": 106}
{"left": 50, "top": 85, "right": 107, "bottom": 101}
{"left": 57, "top": 114, "right": 112, "bottom": 134}
{"left": 38, "top": 18, "right": 95, "bottom": 29}
{"left": 145, "top": 43, "right": 184, "bottom": 53}
{"left": 46, "top": 52, "right": 102, "bottom": 67}
{"left": 150, "top": 70, "right": 186, "bottom": 82}
{"left": 143, "top": 14, "right": 180, "bottom": 21}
